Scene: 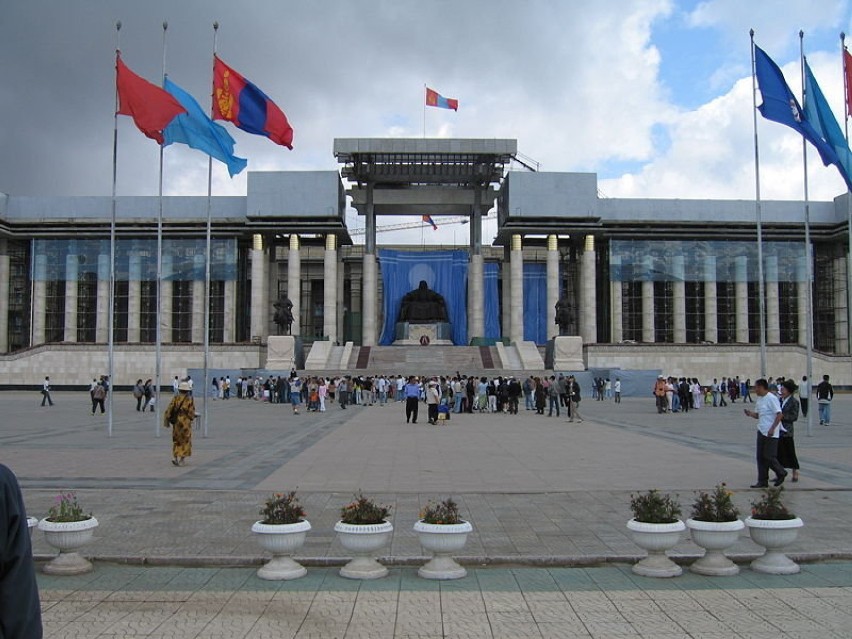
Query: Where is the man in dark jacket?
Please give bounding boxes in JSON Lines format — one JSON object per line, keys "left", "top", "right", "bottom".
{"left": 0, "top": 464, "right": 42, "bottom": 638}
{"left": 816, "top": 374, "right": 834, "bottom": 426}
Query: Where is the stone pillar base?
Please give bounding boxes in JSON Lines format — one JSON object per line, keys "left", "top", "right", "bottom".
{"left": 549, "top": 336, "right": 585, "bottom": 371}
{"left": 266, "top": 336, "right": 296, "bottom": 371}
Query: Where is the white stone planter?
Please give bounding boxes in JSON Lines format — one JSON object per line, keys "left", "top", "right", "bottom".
{"left": 686, "top": 518, "right": 744, "bottom": 576}
{"left": 334, "top": 520, "right": 393, "bottom": 579}
{"left": 38, "top": 517, "right": 99, "bottom": 575}
{"left": 745, "top": 516, "right": 804, "bottom": 574}
{"left": 414, "top": 520, "right": 473, "bottom": 580}
{"left": 27, "top": 516, "right": 38, "bottom": 538}
{"left": 251, "top": 519, "right": 311, "bottom": 580}
{"left": 626, "top": 518, "right": 685, "bottom": 577}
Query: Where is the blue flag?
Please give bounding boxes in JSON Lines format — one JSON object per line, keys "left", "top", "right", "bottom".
{"left": 163, "top": 77, "right": 247, "bottom": 177}
{"left": 803, "top": 60, "right": 852, "bottom": 191}
{"left": 753, "top": 45, "right": 839, "bottom": 168}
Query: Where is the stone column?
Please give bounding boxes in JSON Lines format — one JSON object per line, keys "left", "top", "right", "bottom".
{"left": 501, "top": 248, "right": 511, "bottom": 339}
{"left": 797, "top": 256, "right": 809, "bottom": 346}
{"left": 336, "top": 260, "right": 345, "bottom": 344}
{"left": 32, "top": 253, "right": 46, "bottom": 346}
{"left": 127, "top": 254, "right": 141, "bottom": 343}
{"left": 0, "top": 245, "right": 9, "bottom": 352}
{"left": 64, "top": 252, "right": 78, "bottom": 342}
{"left": 191, "top": 254, "right": 205, "bottom": 343}
{"left": 160, "top": 254, "right": 173, "bottom": 343}
{"left": 735, "top": 255, "right": 748, "bottom": 343}
{"left": 509, "top": 234, "right": 524, "bottom": 343}
{"left": 704, "top": 255, "right": 718, "bottom": 343}
{"left": 468, "top": 186, "right": 485, "bottom": 340}
{"left": 362, "top": 184, "right": 377, "bottom": 346}
{"left": 351, "top": 273, "right": 362, "bottom": 343}
{"left": 323, "top": 234, "right": 338, "bottom": 342}
{"left": 546, "top": 235, "right": 559, "bottom": 339}
{"left": 223, "top": 280, "right": 236, "bottom": 342}
{"left": 765, "top": 256, "right": 780, "bottom": 344}
{"left": 95, "top": 253, "right": 110, "bottom": 343}
{"left": 287, "top": 234, "right": 301, "bottom": 337}
{"left": 610, "top": 255, "right": 623, "bottom": 343}
{"left": 672, "top": 255, "right": 686, "bottom": 343}
{"left": 581, "top": 235, "right": 597, "bottom": 344}
{"left": 250, "top": 234, "right": 267, "bottom": 341}
{"left": 642, "top": 255, "right": 655, "bottom": 343}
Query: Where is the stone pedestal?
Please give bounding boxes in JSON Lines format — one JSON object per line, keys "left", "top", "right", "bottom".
{"left": 551, "top": 336, "right": 585, "bottom": 371}
{"left": 266, "top": 335, "right": 296, "bottom": 371}
{"left": 394, "top": 322, "right": 453, "bottom": 346}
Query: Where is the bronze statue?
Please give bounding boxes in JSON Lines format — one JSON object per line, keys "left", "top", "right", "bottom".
{"left": 555, "top": 296, "right": 572, "bottom": 336}
{"left": 273, "top": 296, "right": 294, "bottom": 335}
{"left": 398, "top": 280, "right": 449, "bottom": 323}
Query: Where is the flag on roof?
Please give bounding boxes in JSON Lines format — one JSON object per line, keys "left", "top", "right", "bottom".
{"left": 422, "top": 215, "right": 438, "bottom": 230}
{"left": 803, "top": 59, "right": 852, "bottom": 190}
{"left": 425, "top": 87, "right": 458, "bottom": 111}
{"left": 844, "top": 49, "right": 852, "bottom": 118}
{"left": 116, "top": 54, "right": 185, "bottom": 144}
{"left": 163, "top": 77, "right": 247, "bottom": 177}
{"left": 212, "top": 55, "right": 294, "bottom": 149}
{"left": 753, "top": 44, "right": 838, "bottom": 168}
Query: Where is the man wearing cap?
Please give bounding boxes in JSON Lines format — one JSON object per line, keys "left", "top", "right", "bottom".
{"left": 404, "top": 376, "right": 421, "bottom": 424}
{"left": 653, "top": 375, "right": 668, "bottom": 414}
{"left": 426, "top": 380, "right": 440, "bottom": 424}
{"left": 163, "top": 381, "right": 195, "bottom": 466}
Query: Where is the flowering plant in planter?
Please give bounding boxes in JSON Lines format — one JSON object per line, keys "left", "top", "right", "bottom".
{"left": 630, "top": 489, "right": 681, "bottom": 524}
{"left": 750, "top": 487, "right": 796, "bottom": 520}
{"left": 690, "top": 483, "right": 739, "bottom": 522}
{"left": 340, "top": 492, "right": 391, "bottom": 525}
{"left": 260, "top": 491, "right": 306, "bottom": 525}
{"left": 420, "top": 498, "right": 463, "bottom": 525}
{"left": 47, "top": 491, "right": 92, "bottom": 523}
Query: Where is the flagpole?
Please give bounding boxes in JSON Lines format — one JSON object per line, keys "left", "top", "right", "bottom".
{"left": 749, "top": 29, "right": 768, "bottom": 378}
{"left": 423, "top": 84, "right": 426, "bottom": 138}
{"left": 108, "top": 21, "right": 121, "bottom": 438}
{"left": 154, "top": 21, "right": 168, "bottom": 438}
{"left": 800, "top": 31, "right": 815, "bottom": 437}
{"left": 202, "top": 22, "right": 220, "bottom": 439}
{"left": 842, "top": 32, "right": 852, "bottom": 389}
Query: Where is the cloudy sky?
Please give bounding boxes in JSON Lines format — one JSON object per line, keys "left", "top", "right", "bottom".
{"left": 1, "top": 0, "right": 851, "bottom": 244}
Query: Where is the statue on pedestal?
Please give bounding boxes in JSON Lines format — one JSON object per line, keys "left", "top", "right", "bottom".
{"left": 398, "top": 280, "right": 449, "bottom": 323}
{"left": 555, "top": 296, "right": 572, "bottom": 336}
{"left": 273, "top": 296, "right": 294, "bottom": 335}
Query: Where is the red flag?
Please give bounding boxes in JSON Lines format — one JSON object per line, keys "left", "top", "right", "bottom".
{"left": 845, "top": 49, "right": 852, "bottom": 118}
{"left": 116, "top": 54, "right": 185, "bottom": 144}
{"left": 425, "top": 87, "right": 458, "bottom": 111}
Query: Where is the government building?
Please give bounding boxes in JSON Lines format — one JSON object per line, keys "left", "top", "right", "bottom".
{"left": 1, "top": 138, "right": 849, "bottom": 387}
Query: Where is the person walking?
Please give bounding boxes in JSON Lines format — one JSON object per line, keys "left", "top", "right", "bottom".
{"left": 0, "top": 463, "right": 43, "bottom": 639}
{"left": 799, "top": 375, "right": 810, "bottom": 417}
{"left": 41, "top": 376, "right": 54, "bottom": 406}
{"left": 816, "top": 374, "right": 834, "bottom": 426}
{"left": 426, "top": 380, "right": 440, "bottom": 424}
{"left": 162, "top": 380, "right": 195, "bottom": 466}
{"left": 777, "top": 379, "right": 801, "bottom": 483}
{"left": 653, "top": 375, "right": 667, "bottom": 414}
{"left": 142, "top": 379, "right": 154, "bottom": 412}
{"left": 133, "top": 379, "right": 144, "bottom": 411}
{"left": 547, "top": 376, "right": 560, "bottom": 417}
{"left": 91, "top": 378, "right": 107, "bottom": 415}
{"left": 744, "top": 378, "right": 787, "bottom": 488}
{"left": 567, "top": 376, "right": 583, "bottom": 423}
{"left": 614, "top": 378, "right": 621, "bottom": 404}
{"left": 289, "top": 376, "right": 303, "bottom": 415}
{"left": 404, "top": 376, "right": 421, "bottom": 423}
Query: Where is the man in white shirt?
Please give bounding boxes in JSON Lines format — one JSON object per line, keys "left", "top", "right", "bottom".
{"left": 744, "top": 378, "right": 786, "bottom": 488}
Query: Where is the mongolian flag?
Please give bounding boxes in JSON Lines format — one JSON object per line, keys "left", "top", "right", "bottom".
{"left": 845, "top": 49, "right": 852, "bottom": 118}
{"left": 422, "top": 215, "right": 438, "bottom": 230}
{"left": 212, "top": 55, "right": 294, "bottom": 149}
{"left": 426, "top": 87, "right": 458, "bottom": 111}
{"left": 116, "top": 54, "right": 185, "bottom": 144}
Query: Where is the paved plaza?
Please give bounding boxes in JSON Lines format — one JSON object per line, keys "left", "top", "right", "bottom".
{"left": 4, "top": 388, "right": 852, "bottom": 637}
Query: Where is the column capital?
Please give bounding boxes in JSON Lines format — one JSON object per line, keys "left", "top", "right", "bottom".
{"left": 584, "top": 235, "right": 595, "bottom": 252}
{"left": 325, "top": 234, "right": 337, "bottom": 251}
{"left": 511, "top": 234, "right": 522, "bottom": 251}
{"left": 547, "top": 234, "right": 558, "bottom": 251}
{"left": 289, "top": 234, "right": 300, "bottom": 251}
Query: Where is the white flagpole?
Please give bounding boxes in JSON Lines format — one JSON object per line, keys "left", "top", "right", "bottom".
{"left": 155, "top": 21, "right": 168, "bottom": 438}
{"left": 749, "top": 29, "right": 768, "bottom": 378}
{"left": 108, "top": 22, "right": 121, "bottom": 438}
{"left": 800, "top": 31, "right": 815, "bottom": 437}
{"left": 202, "top": 22, "right": 220, "bottom": 439}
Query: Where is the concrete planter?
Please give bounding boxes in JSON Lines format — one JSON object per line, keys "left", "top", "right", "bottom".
{"left": 414, "top": 520, "right": 473, "bottom": 580}
{"left": 626, "top": 518, "right": 685, "bottom": 577}
{"left": 38, "top": 517, "right": 99, "bottom": 575}
{"left": 334, "top": 520, "right": 393, "bottom": 579}
{"left": 27, "top": 516, "right": 38, "bottom": 538}
{"left": 686, "top": 518, "right": 744, "bottom": 576}
{"left": 745, "top": 516, "right": 804, "bottom": 574}
{"left": 251, "top": 520, "right": 311, "bottom": 580}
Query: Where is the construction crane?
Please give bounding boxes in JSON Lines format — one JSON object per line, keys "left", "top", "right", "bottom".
{"left": 348, "top": 212, "right": 497, "bottom": 236}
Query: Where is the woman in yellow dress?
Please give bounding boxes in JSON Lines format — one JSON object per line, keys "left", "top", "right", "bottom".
{"left": 163, "top": 380, "right": 195, "bottom": 466}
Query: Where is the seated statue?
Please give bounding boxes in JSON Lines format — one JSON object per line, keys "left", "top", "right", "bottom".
{"left": 398, "top": 280, "right": 449, "bottom": 323}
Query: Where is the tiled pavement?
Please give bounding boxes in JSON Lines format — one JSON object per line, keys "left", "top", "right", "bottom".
{"left": 4, "top": 389, "right": 852, "bottom": 637}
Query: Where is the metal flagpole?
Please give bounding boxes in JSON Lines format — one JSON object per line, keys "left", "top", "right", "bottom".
{"left": 202, "top": 22, "right": 220, "bottom": 439}
{"left": 749, "top": 29, "right": 768, "bottom": 378}
{"left": 842, "top": 32, "right": 852, "bottom": 392}
{"left": 423, "top": 84, "right": 426, "bottom": 138}
{"left": 154, "top": 21, "right": 168, "bottom": 438}
{"left": 800, "top": 31, "right": 815, "bottom": 437}
{"left": 108, "top": 21, "right": 121, "bottom": 438}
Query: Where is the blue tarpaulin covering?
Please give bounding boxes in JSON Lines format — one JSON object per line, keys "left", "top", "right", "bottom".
{"left": 484, "top": 261, "right": 501, "bottom": 339}
{"left": 378, "top": 249, "right": 469, "bottom": 345}
{"left": 523, "top": 262, "right": 547, "bottom": 344}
